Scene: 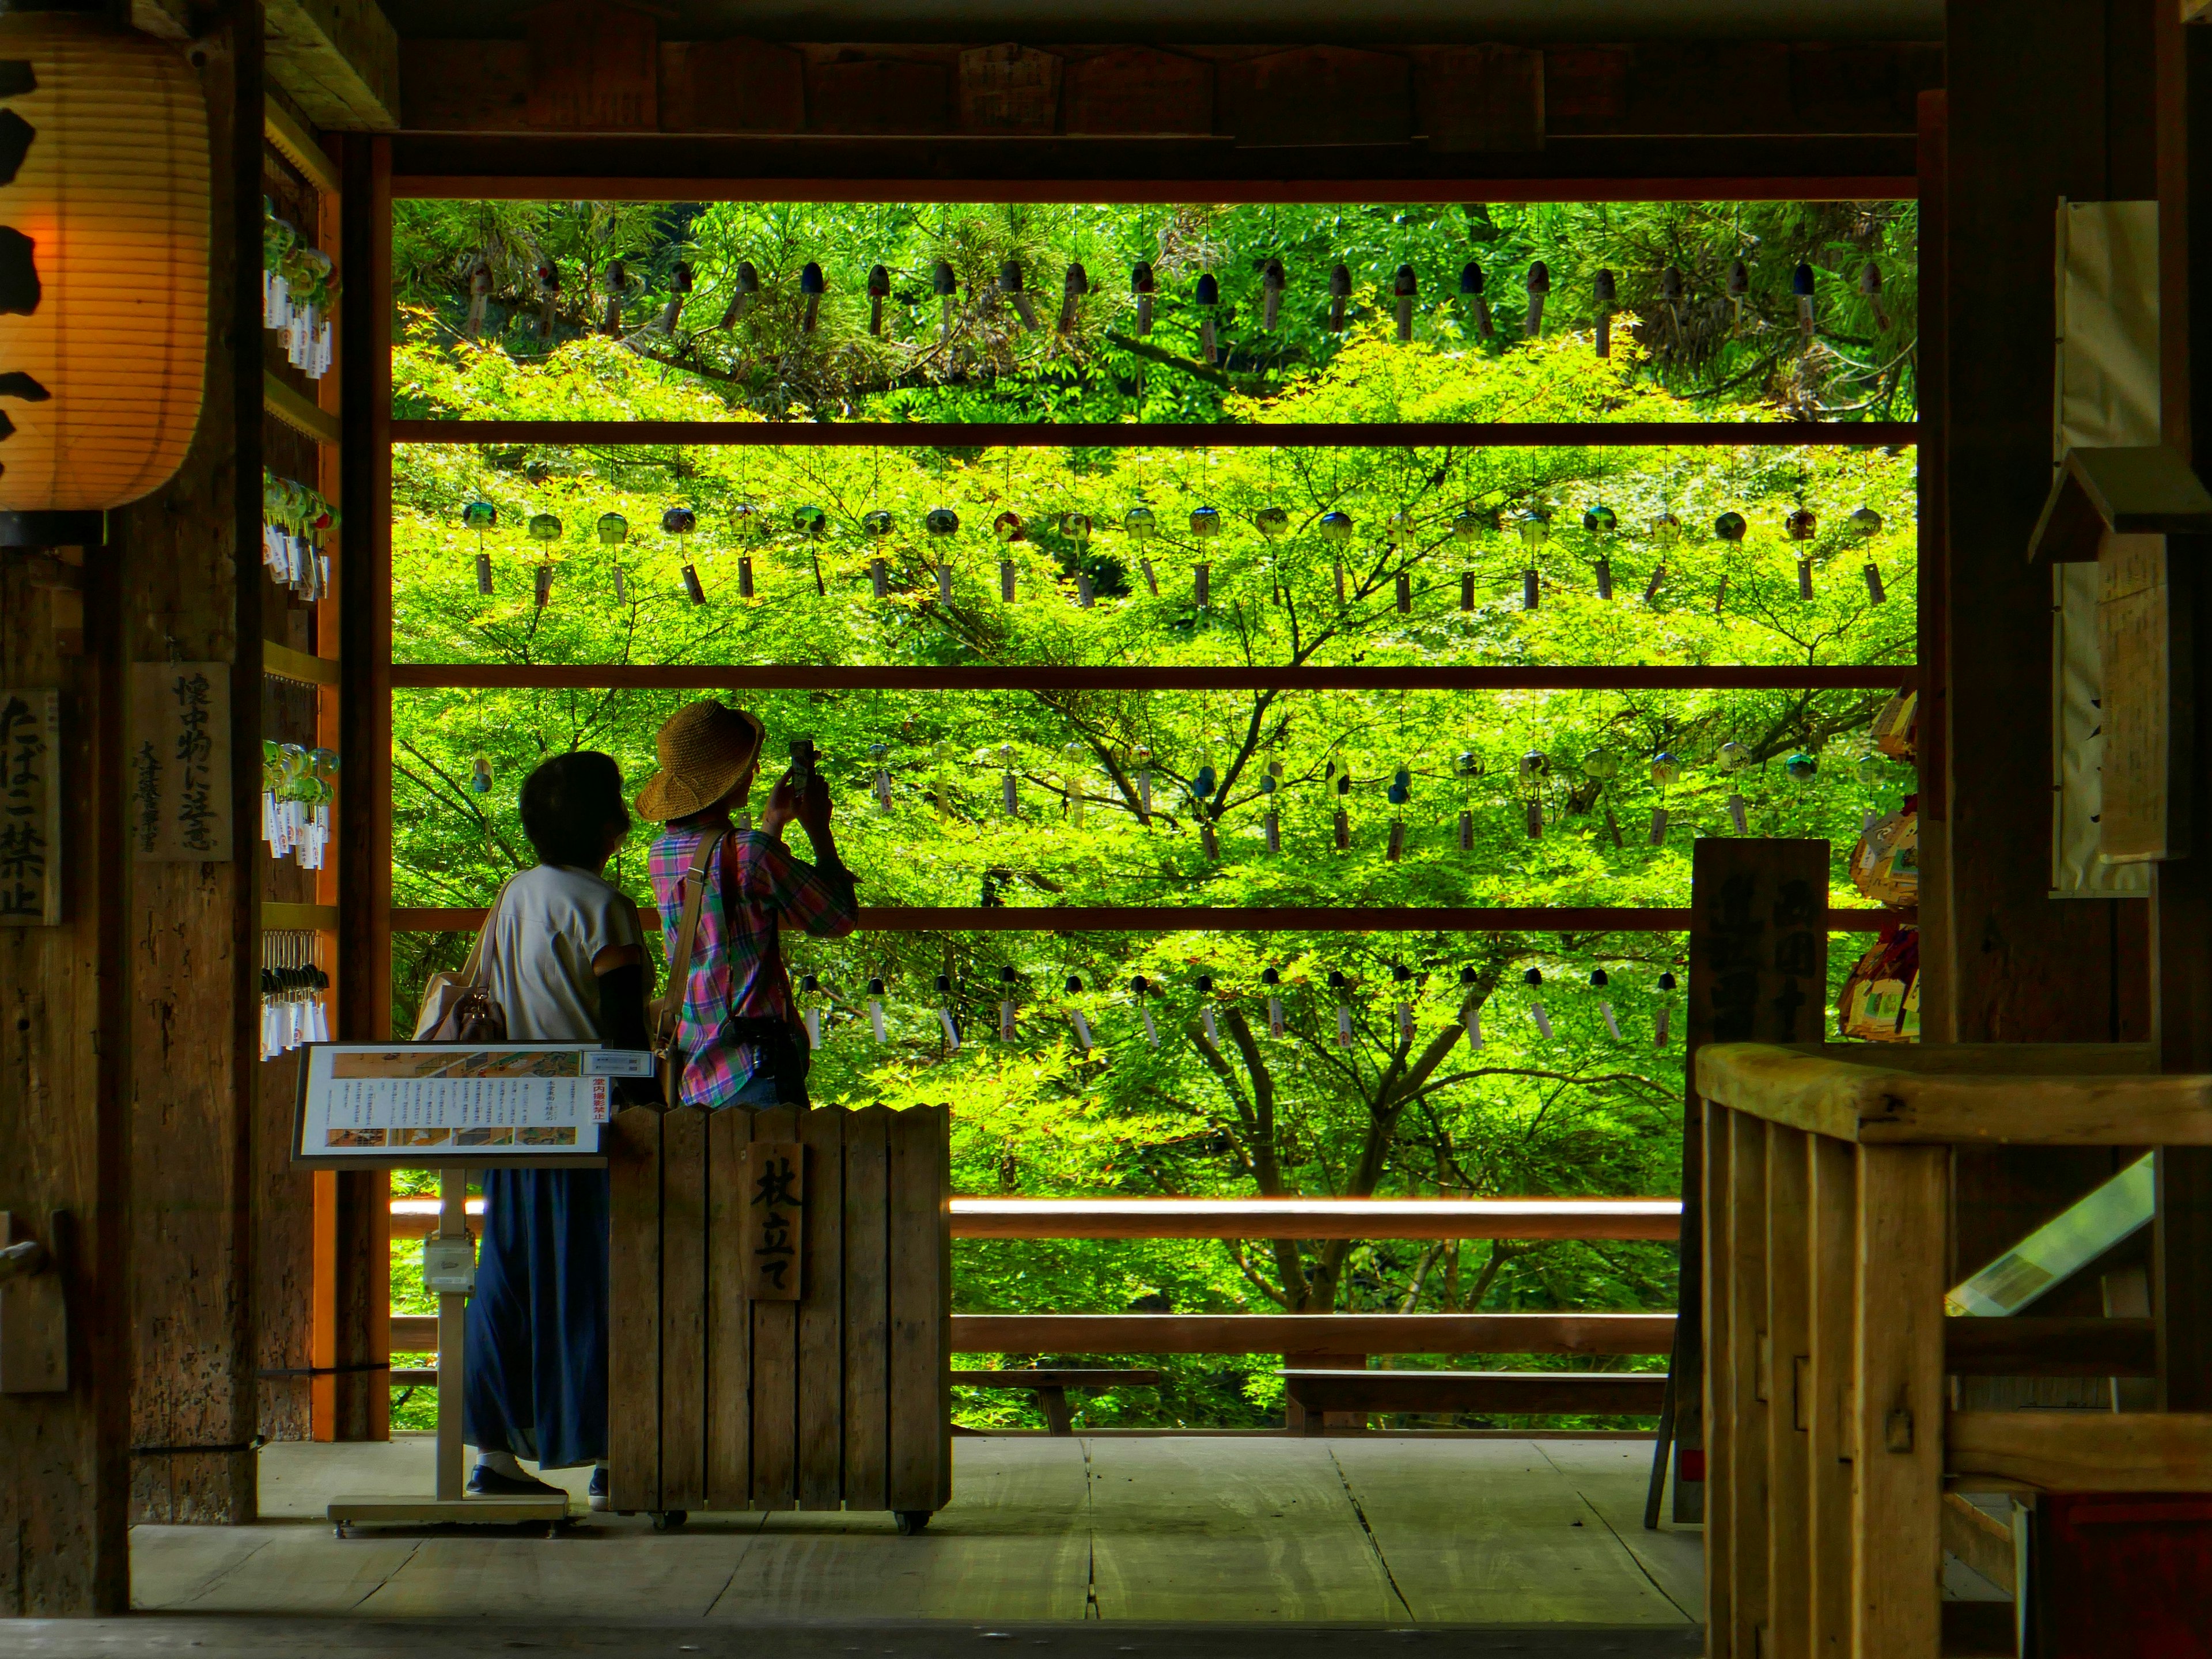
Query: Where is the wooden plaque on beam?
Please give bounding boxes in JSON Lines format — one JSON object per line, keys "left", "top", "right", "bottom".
{"left": 957, "top": 43, "right": 1061, "bottom": 135}
{"left": 1217, "top": 46, "right": 1411, "bottom": 148}
{"left": 524, "top": 0, "right": 657, "bottom": 131}
{"left": 127, "top": 664, "right": 233, "bottom": 863}
{"left": 1411, "top": 45, "right": 1543, "bottom": 153}
{"left": 2098, "top": 533, "right": 2188, "bottom": 863}
{"left": 1063, "top": 47, "right": 1212, "bottom": 137}
{"left": 662, "top": 37, "right": 804, "bottom": 133}
{"left": 743, "top": 1141, "right": 805, "bottom": 1301}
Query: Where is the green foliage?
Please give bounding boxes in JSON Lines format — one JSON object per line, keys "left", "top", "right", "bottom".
{"left": 387, "top": 199, "right": 1918, "bottom": 1430}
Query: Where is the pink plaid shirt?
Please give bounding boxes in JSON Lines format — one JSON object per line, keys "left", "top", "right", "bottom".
{"left": 647, "top": 825, "right": 858, "bottom": 1108}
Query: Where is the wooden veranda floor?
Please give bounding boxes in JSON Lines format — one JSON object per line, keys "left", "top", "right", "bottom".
{"left": 122, "top": 1435, "right": 1701, "bottom": 1630}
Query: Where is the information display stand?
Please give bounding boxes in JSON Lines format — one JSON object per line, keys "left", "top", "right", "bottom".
{"left": 291, "top": 1041, "right": 646, "bottom": 1534}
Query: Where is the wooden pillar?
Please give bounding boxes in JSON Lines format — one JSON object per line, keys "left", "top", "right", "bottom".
{"left": 332, "top": 131, "right": 393, "bottom": 1440}
{"left": 114, "top": 0, "right": 265, "bottom": 1525}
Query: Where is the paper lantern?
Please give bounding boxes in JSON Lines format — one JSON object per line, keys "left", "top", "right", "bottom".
{"left": 0, "top": 14, "right": 209, "bottom": 519}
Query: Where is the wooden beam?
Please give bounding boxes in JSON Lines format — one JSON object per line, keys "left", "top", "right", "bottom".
{"left": 263, "top": 95, "right": 338, "bottom": 194}
{"left": 266, "top": 0, "right": 398, "bottom": 131}
{"left": 388, "top": 418, "right": 1918, "bottom": 449}
{"left": 263, "top": 371, "right": 339, "bottom": 448}
{"left": 1948, "top": 1410, "right": 2212, "bottom": 1491}
{"left": 1282, "top": 1368, "right": 1668, "bottom": 1418}
{"left": 388, "top": 664, "right": 1919, "bottom": 695}
{"left": 945, "top": 1195, "right": 1681, "bottom": 1241}
{"left": 391, "top": 903, "right": 1902, "bottom": 934}
{"left": 263, "top": 639, "right": 338, "bottom": 688}
{"left": 1943, "top": 1316, "right": 2157, "bottom": 1377}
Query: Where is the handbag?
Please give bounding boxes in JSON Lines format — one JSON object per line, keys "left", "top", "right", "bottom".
{"left": 412, "top": 874, "right": 517, "bottom": 1041}
{"left": 649, "top": 831, "right": 724, "bottom": 1104}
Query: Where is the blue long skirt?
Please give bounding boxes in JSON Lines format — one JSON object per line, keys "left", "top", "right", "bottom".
{"left": 461, "top": 1168, "right": 609, "bottom": 1470}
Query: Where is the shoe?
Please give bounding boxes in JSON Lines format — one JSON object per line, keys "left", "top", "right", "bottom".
{"left": 467, "top": 1462, "right": 563, "bottom": 1498}
{"left": 588, "top": 1466, "right": 609, "bottom": 1512}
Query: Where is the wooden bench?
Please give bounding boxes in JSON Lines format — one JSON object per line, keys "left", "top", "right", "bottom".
{"left": 1279, "top": 1368, "right": 1667, "bottom": 1431}
{"left": 952, "top": 1368, "right": 1163, "bottom": 1434}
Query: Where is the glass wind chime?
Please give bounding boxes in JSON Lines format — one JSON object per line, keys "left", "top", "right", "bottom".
{"left": 262, "top": 470, "right": 335, "bottom": 601}
{"left": 262, "top": 741, "right": 336, "bottom": 869}
{"left": 259, "top": 930, "right": 332, "bottom": 1059}
{"left": 262, "top": 198, "right": 335, "bottom": 378}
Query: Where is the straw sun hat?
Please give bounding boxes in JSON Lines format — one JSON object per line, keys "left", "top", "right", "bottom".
{"left": 635, "top": 700, "right": 767, "bottom": 822}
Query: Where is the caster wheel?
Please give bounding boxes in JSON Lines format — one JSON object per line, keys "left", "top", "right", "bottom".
{"left": 894, "top": 1510, "right": 931, "bottom": 1536}
{"left": 650, "top": 1510, "right": 688, "bottom": 1533}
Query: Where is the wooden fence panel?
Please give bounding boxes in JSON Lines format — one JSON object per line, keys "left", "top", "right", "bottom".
{"left": 797, "top": 1106, "right": 847, "bottom": 1509}
{"left": 1765, "top": 1123, "right": 1812, "bottom": 1658}
{"left": 705, "top": 1105, "right": 751, "bottom": 1508}
{"left": 658, "top": 1106, "right": 709, "bottom": 1512}
{"left": 888, "top": 1105, "right": 952, "bottom": 1513}
{"left": 748, "top": 1108, "right": 800, "bottom": 1510}
{"left": 607, "top": 1106, "right": 661, "bottom": 1513}
{"left": 1729, "top": 1113, "right": 1771, "bottom": 1659}
{"left": 1703, "top": 1101, "right": 1734, "bottom": 1656}
{"left": 1807, "top": 1132, "right": 1857, "bottom": 1656}
{"left": 842, "top": 1106, "right": 892, "bottom": 1513}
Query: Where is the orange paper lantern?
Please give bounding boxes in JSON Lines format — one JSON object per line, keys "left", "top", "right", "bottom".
{"left": 0, "top": 13, "right": 207, "bottom": 514}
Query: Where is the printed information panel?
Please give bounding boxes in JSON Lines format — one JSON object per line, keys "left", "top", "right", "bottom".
{"left": 291, "top": 1043, "right": 649, "bottom": 1168}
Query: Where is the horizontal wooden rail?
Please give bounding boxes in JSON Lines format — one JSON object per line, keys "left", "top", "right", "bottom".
{"left": 264, "top": 371, "right": 339, "bottom": 448}
{"left": 1283, "top": 1368, "right": 1667, "bottom": 1420}
{"left": 390, "top": 419, "right": 1917, "bottom": 450}
{"left": 391, "top": 903, "right": 1906, "bottom": 934}
{"left": 1947, "top": 1411, "right": 2212, "bottom": 1493}
{"left": 391, "top": 663, "right": 1920, "bottom": 694}
{"left": 385, "top": 1193, "right": 1683, "bottom": 1241}
{"left": 263, "top": 641, "right": 339, "bottom": 688}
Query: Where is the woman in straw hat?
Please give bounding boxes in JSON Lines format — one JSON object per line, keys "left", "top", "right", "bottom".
{"left": 639, "top": 700, "right": 858, "bottom": 1109}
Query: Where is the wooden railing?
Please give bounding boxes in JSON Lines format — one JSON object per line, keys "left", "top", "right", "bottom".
{"left": 1696, "top": 1041, "right": 2212, "bottom": 1659}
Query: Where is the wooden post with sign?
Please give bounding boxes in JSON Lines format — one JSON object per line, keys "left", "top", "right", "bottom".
{"left": 610, "top": 1103, "right": 950, "bottom": 1527}
{"left": 1651, "top": 838, "right": 1830, "bottom": 1529}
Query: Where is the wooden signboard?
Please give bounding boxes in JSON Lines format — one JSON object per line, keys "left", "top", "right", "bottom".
{"left": 743, "top": 1140, "right": 805, "bottom": 1301}
{"left": 2097, "top": 532, "right": 2184, "bottom": 862}
{"left": 957, "top": 44, "right": 1061, "bottom": 134}
{"left": 128, "top": 662, "right": 232, "bottom": 863}
{"left": 0, "top": 688, "right": 60, "bottom": 925}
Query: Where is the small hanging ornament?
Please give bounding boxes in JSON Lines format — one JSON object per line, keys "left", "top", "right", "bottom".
{"left": 1726, "top": 259, "right": 1749, "bottom": 331}
{"left": 601, "top": 257, "right": 630, "bottom": 335}
{"left": 1386, "top": 766, "right": 1411, "bottom": 862}
{"left": 1001, "top": 745, "right": 1020, "bottom": 817}
{"left": 998, "top": 966, "right": 1020, "bottom": 1042}
{"left": 867, "top": 976, "right": 890, "bottom": 1044}
{"left": 1593, "top": 268, "right": 1616, "bottom": 357}
{"left": 1859, "top": 262, "right": 1889, "bottom": 331}
{"left": 935, "top": 974, "right": 962, "bottom": 1051}
{"left": 995, "top": 510, "right": 1022, "bottom": 601}
{"left": 1520, "top": 749, "right": 1549, "bottom": 839}
{"left": 656, "top": 262, "right": 693, "bottom": 335}
{"left": 932, "top": 260, "right": 959, "bottom": 340}
{"left": 1065, "top": 975, "right": 1094, "bottom": 1052}
{"left": 1785, "top": 751, "right": 1820, "bottom": 783}
{"left": 469, "top": 753, "right": 494, "bottom": 794}
{"left": 800, "top": 973, "right": 823, "bottom": 1048}
{"left": 998, "top": 259, "right": 1039, "bottom": 330}
{"left": 720, "top": 260, "right": 760, "bottom": 328}
{"left": 1392, "top": 264, "right": 1418, "bottom": 343}
{"left": 1524, "top": 260, "right": 1550, "bottom": 336}
{"left": 1327, "top": 263, "right": 1351, "bottom": 332}
{"left": 1459, "top": 965, "right": 1485, "bottom": 1050}
{"left": 1654, "top": 971, "right": 1677, "bottom": 1048}
{"left": 1262, "top": 967, "right": 1286, "bottom": 1039}
{"left": 1863, "top": 562, "right": 1888, "bottom": 604}
{"left": 596, "top": 512, "right": 628, "bottom": 602}
{"left": 1460, "top": 260, "right": 1493, "bottom": 337}
{"left": 1658, "top": 265, "right": 1685, "bottom": 344}
{"left": 1058, "top": 262, "right": 1089, "bottom": 333}
{"left": 799, "top": 261, "right": 826, "bottom": 332}
{"left": 536, "top": 259, "right": 560, "bottom": 342}
{"left": 664, "top": 506, "right": 704, "bottom": 605}
{"left": 926, "top": 506, "right": 959, "bottom": 601}
{"left": 464, "top": 254, "right": 493, "bottom": 339}
{"left": 863, "top": 509, "right": 895, "bottom": 598}
{"left": 1132, "top": 743, "right": 1154, "bottom": 822}
{"left": 1328, "top": 970, "right": 1355, "bottom": 1047}
{"left": 1195, "top": 972, "right": 1222, "bottom": 1048}
{"left": 1714, "top": 510, "right": 1747, "bottom": 543}
{"left": 1718, "top": 740, "right": 1750, "bottom": 833}
{"left": 1332, "top": 765, "right": 1352, "bottom": 850}
{"left": 1261, "top": 758, "right": 1283, "bottom": 852}
{"left": 464, "top": 499, "right": 498, "bottom": 595}
{"left": 1849, "top": 505, "right": 1885, "bottom": 540}
{"left": 1591, "top": 969, "right": 1625, "bottom": 1043}
{"left": 1130, "top": 975, "right": 1160, "bottom": 1048}
{"left": 1392, "top": 964, "right": 1417, "bottom": 1046}
{"left": 1131, "top": 260, "right": 1156, "bottom": 334}
{"left": 1649, "top": 751, "right": 1679, "bottom": 846}
{"left": 1261, "top": 257, "right": 1286, "bottom": 330}
{"left": 1457, "top": 750, "right": 1480, "bottom": 851}
{"left": 1126, "top": 505, "right": 1160, "bottom": 594}
{"left": 1453, "top": 506, "right": 1495, "bottom": 540}
{"left": 527, "top": 512, "right": 562, "bottom": 609}
{"left": 1792, "top": 259, "right": 1817, "bottom": 339}
{"left": 1255, "top": 506, "right": 1290, "bottom": 540}
{"left": 1194, "top": 271, "right": 1221, "bottom": 364}
{"left": 870, "top": 742, "right": 894, "bottom": 810}
{"left": 1061, "top": 741, "right": 1088, "bottom": 827}
{"left": 1191, "top": 756, "right": 1219, "bottom": 861}
{"left": 865, "top": 263, "right": 891, "bottom": 336}
{"left": 1524, "top": 967, "right": 1554, "bottom": 1040}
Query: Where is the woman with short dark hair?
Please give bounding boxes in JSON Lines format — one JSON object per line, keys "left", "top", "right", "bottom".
{"left": 464, "top": 748, "right": 649, "bottom": 1511}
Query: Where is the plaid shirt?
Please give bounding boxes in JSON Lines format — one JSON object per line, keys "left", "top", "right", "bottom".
{"left": 647, "top": 825, "right": 858, "bottom": 1108}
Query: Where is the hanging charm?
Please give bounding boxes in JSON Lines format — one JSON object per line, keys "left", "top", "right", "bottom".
{"left": 1065, "top": 976, "right": 1093, "bottom": 1052}
{"left": 1001, "top": 745, "right": 1020, "bottom": 817}
{"left": 656, "top": 262, "right": 692, "bottom": 334}
{"left": 933, "top": 260, "right": 959, "bottom": 340}
{"left": 871, "top": 743, "right": 894, "bottom": 811}
{"left": 1393, "top": 264, "right": 1417, "bottom": 343}
{"left": 1593, "top": 268, "right": 1616, "bottom": 357}
{"left": 1131, "top": 975, "right": 1160, "bottom": 1048}
{"left": 536, "top": 259, "right": 560, "bottom": 342}
{"left": 1327, "top": 971, "right": 1355, "bottom": 1047}
{"left": 999, "top": 259, "right": 1039, "bottom": 330}
{"left": 1726, "top": 259, "right": 1748, "bottom": 332}
{"left": 936, "top": 974, "right": 961, "bottom": 1052}
{"left": 1524, "top": 261, "right": 1550, "bottom": 336}
{"left": 1591, "top": 969, "right": 1625, "bottom": 1043}
{"left": 1062, "top": 742, "right": 1088, "bottom": 827}
{"left": 464, "top": 255, "right": 493, "bottom": 339}
{"left": 1863, "top": 562, "right": 1887, "bottom": 604}
{"left": 1386, "top": 766, "right": 1410, "bottom": 862}
{"left": 1327, "top": 263, "right": 1351, "bottom": 332}
{"left": 1131, "top": 260, "right": 1156, "bottom": 334}
{"left": 1459, "top": 965, "right": 1485, "bottom": 1050}
{"left": 1261, "top": 759, "right": 1282, "bottom": 853}
{"left": 999, "top": 967, "right": 1019, "bottom": 1042}
{"left": 1860, "top": 262, "right": 1889, "bottom": 331}
{"left": 1261, "top": 258, "right": 1286, "bottom": 329}
{"left": 1457, "top": 750, "right": 1480, "bottom": 851}
{"left": 720, "top": 260, "right": 760, "bottom": 328}
{"left": 800, "top": 262, "right": 826, "bottom": 332}
{"left": 1333, "top": 767, "right": 1351, "bottom": 850}
{"left": 1195, "top": 272, "right": 1221, "bottom": 365}
{"left": 1196, "top": 974, "right": 1221, "bottom": 1048}
{"left": 601, "top": 257, "right": 630, "bottom": 335}
{"left": 1793, "top": 260, "right": 1816, "bottom": 339}
{"left": 1524, "top": 967, "right": 1554, "bottom": 1040}
{"left": 1460, "top": 261, "right": 1492, "bottom": 337}
{"left": 1262, "top": 968, "right": 1286, "bottom": 1039}
{"left": 1392, "top": 964, "right": 1417, "bottom": 1046}
{"left": 867, "top": 978, "right": 889, "bottom": 1044}
{"left": 1059, "top": 262, "right": 1088, "bottom": 332}
{"left": 1132, "top": 743, "right": 1154, "bottom": 823}
{"left": 800, "top": 974, "right": 823, "bottom": 1048}
{"left": 1654, "top": 972, "right": 1676, "bottom": 1048}
{"left": 866, "top": 263, "right": 890, "bottom": 336}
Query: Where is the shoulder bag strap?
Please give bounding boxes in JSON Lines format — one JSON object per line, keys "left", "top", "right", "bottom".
{"left": 461, "top": 872, "right": 520, "bottom": 988}
{"left": 651, "top": 831, "right": 725, "bottom": 1037}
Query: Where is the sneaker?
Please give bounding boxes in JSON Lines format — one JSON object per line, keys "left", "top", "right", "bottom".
{"left": 588, "top": 1466, "right": 610, "bottom": 1512}
{"left": 466, "top": 1462, "right": 563, "bottom": 1498}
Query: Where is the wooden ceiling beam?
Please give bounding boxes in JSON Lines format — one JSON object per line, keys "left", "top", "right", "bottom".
{"left": 267, "top": 0, "right": 400, "bottom": 130}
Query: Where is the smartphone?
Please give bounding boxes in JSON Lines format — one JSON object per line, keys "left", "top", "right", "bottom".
{"left": 789, "top": 737, "right": 816, "bottom": 793}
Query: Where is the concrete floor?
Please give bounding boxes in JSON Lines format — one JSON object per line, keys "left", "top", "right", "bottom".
{"left": 126, "top": 1434, "right": 1704, "bottom": 1627}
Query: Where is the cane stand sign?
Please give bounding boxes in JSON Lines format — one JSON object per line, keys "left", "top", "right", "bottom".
{"left": 743, "top": 1141, "right": 805, "bottom": 1300}
{"left": 0, "top": 689, "right": 60, "bottom": 925}
{"left": 129, "top": 662, "right": 233, "bottom": 862}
